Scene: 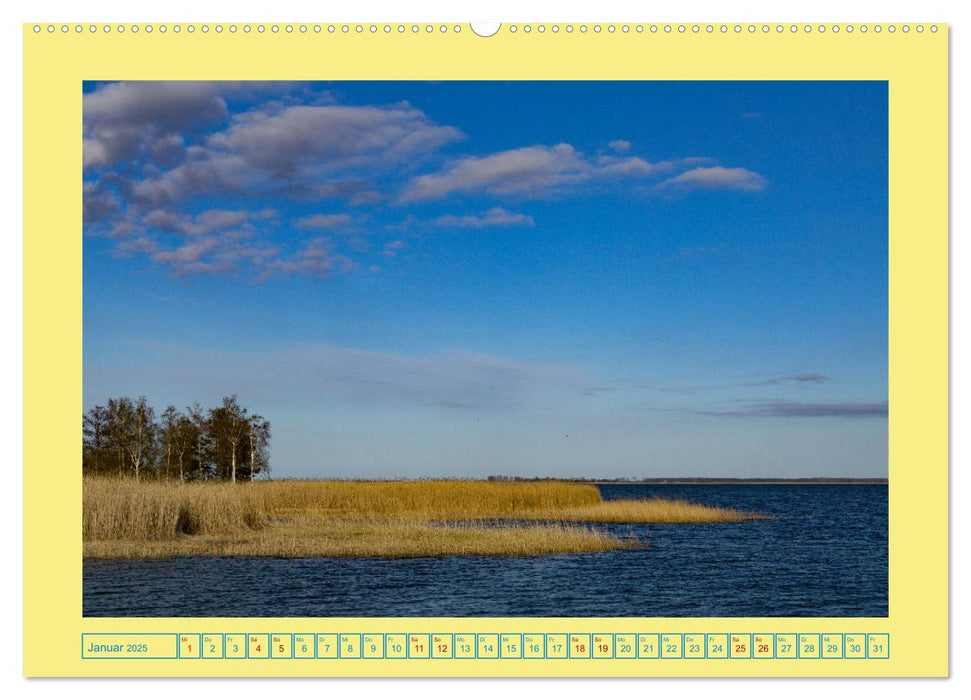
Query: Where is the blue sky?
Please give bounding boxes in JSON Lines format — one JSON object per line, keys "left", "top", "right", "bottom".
{"left": 82, "top": 81, "right": 888, "bottom": 478}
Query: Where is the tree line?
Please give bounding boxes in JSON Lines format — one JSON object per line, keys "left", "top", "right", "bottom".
{"left": 83, "top": 395, "right": 270, "bottom": 482}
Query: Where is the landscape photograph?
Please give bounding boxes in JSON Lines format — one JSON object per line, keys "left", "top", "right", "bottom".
{"left": 81, "top": 80, "right": 888, "bottom": 618}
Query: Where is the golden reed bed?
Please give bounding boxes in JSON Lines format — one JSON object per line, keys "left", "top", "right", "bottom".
{"left": 83, "top": 478, "right": 763, "bottom": 559}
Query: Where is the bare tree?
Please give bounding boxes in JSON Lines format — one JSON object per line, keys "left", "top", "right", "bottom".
{"left": 187, "top": 403, "right": 211, "bottom": 481}
{"left": 160, "top": 406, "right": 176, "bottom": 479}
{"left": 82, "top": 404, "right": 110, "bottom": 474}
{"left": 247, "top": 414, "right": 271, "bottom": 481}
{"left": 161, "top": 406, "right": 195, "bottom": 482}
{"left": 83, "top": 396, "right": 270, "bottom": 483}
{"left": 210, "top": 396, "right": 249, "bottom": 483}
{"left": 106, "top": 398, "right": 125, "bottom": 476}
{"left": 172, "top": 414, "right": 195, "bottom": 482}
{"left": 109, "top": 397, "right": 156, "bottom": 479}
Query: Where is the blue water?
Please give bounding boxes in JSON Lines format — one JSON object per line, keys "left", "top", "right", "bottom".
{"left": 83, "top": 484, "right": 887, "bottom": 617}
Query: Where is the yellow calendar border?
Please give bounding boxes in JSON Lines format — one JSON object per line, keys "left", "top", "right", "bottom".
{"left": 23, "top": 22, "right": 948, "bottom": 677}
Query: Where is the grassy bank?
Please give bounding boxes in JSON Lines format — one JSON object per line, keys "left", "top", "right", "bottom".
{"left": 83, "top": 478, "right": 762, "bottom": 559}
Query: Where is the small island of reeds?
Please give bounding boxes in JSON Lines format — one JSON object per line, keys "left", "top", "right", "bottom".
{"left": 83, "top": 478, "right": 765, "bottom": 559}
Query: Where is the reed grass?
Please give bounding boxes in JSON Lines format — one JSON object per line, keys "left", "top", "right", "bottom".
{"left": 83, "top": 520, "right": 627, "bottom": 559}
{"left": 246, "top": 479, "right": 605, "bottom": 521}
{"left": 82, "top": 477, "right": 761, "bottom": 558}
{"left": 82, "top": 478, "right": 263, "bottom": 540}
{"left": 535, "top": 498, "right": 762, "bottom": 524}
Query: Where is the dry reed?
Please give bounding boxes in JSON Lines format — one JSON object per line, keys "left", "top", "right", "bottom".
{"left": 533, "top": 498, "right": 762, "bottom": 523}
{"left": 83, "top": 520, "right": 627, "bottom": 559}
{"left": 82, "top": 478, "right": 761, "bottom": 559}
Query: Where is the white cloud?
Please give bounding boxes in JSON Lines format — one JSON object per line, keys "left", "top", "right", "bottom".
{"left": 82, "top": 182, "right": 120, "bottom": 224}
{"left": 296, "top": 213, "right": 353, "bottom": 230}
{"left": 142, "top": 208, "right": 276, "bottom": 236}
{"left": 381, "top": 239, "right": 407, "bottom": 257}
{"left": 430, "top": 207, "right": 535, "bottom": 228}
{"left": 152, "top": 237, "right": 224, "bottom": 264}
{"left": 83, "top": 82, "right": 230, "bottom": 169}
{"left": 596, "top": 155, "right": 673, "bottom": 177}
{"left": 128, "top": 103, "right": 463, "bottom": 206}
{"left": 129, "top": 151, "right": 253, "bottom": 206}
{"left": 98, "top": 207, "right": 284, "bottom": 277}
{"left": 83, "top": 81, "right": 316, "bottom": 170}
{"left": 656, "top": 166, "right": 767, "bottom": 192}
{"left": 113, "top": 236, "right": 159, "bottom": 257}
{"left": 400, "top": 143, "right": 681, "bottom": 202}
{"left": 83, "top": 81, "right": 771, "bottom": 282}
{"left": 146, "top": 233, "right": 279, "bottom": 277}
{"left": 207, "top": 104, "right": 463, "bottom": 177}
{"left": 400, "top": 144, "right": 590, "bottom": 201}
{"left": 262, "top": 237, "right": 356, "bottom": 279}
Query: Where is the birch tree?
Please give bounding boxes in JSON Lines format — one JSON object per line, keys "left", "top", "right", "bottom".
{"left": 246, "top": 414, "right": 271, "bottom": 480}
{"left": 187, "top": 403, "right": 212, "bottom": 481}
{"left": 82, "top": 404, "right": 110, "bottom": 474}
{"left": 160, "top": 406, "right": 177, "bottom": 479}
{"left": 171, "top": 414, "right": 195, "bottom": 482}
{"left": 83, "top": 396, "right": 270, "bottom": 482}
{"left": 210, "top": 396, "right": 249, "bottom": 483}
{"left": 111, "top": 397, "right": 156, "bottom": 479}
{"left": 160, "top": 407, "right": 195, "bottom": 481}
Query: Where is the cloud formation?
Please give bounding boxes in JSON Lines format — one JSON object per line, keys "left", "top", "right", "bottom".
{"left": 400, "top": 144, "right": 590, "bottom": 201}
{"left": 83, "top": 81, "right": 768, "bottom": 280}
{"left": 83, "top": 81, "right": 308, "bottom": 170}
{"left": 696, "top": 401, "right": 887, "bottom": 418}
{"left": 262, "top": 237, "right": 356, "bottom": 278}
{"left": 83, "top": 182, "right": 119, "bottom": 224}
{"left": 126, "top": 104, "right": 463, "bottom": 207}
{"left": 657, "top": 166, "right": 767, "bottom": 193}
{"left": 296, "top": 213, "right": 354, "bottom": 230}
{"left": 759, "top": 374, "right": 832, "bottom": 385}
{"left": 83, "top": 81, "right": 229, "bottom": 169}
{"left": 142, "top": 208, "right": 277, "bottom": 236}
{"left": 399, "top": 144, "right": 681, "bottom": 202}
{"left": 105, "top": 206, "right": 360, "bottom": 278}
{"left": 100, "top": 342, "right": 582, "bottom": 411}
{"left": 649, "top": 372, "right": 833, "bottom": 395}
{"left": 381, "top": 239, "right": 407, "bottom": 257}
{"left": 207, "top": 104, "right": 463, "bottom": 178}
{"left": 430, "top": 207, "right": 535, "bottom": 229}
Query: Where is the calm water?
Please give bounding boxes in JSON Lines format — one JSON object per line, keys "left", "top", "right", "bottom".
{"left": 83, "top": 484, "right": 887, "bottom": 617}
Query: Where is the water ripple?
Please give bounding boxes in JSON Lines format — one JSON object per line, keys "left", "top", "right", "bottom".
{"left": 83, "top": 484, "right": 887, "bottom": 618}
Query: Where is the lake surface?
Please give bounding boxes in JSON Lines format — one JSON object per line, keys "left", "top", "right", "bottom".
{"left": 83, "top": 484, "right": 887, "bottom": 617}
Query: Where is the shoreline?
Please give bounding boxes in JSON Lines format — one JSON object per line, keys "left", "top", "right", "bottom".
{"left": 236, "top": 477, "right": 888, "bottom": 485}
{"left": 82, "top": 478, "right": 765, "bottom": 559}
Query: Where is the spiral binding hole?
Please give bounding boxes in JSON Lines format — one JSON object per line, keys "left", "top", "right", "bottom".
{"left": 32, "top": 21, "right": 943, "bottom": 38}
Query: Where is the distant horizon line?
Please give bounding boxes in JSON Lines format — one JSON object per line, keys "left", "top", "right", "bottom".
{"left": 249, "top": 475, "right": 888, "bottom": 485}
